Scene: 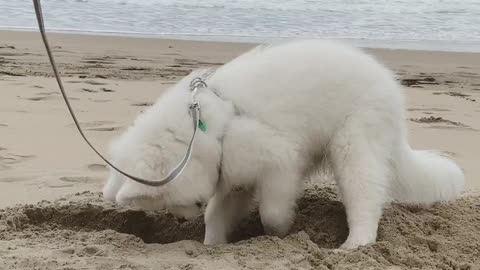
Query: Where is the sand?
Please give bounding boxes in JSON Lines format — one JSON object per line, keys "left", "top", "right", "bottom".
{"left": 1, "top": 30, "right": 479, "bottom": 269}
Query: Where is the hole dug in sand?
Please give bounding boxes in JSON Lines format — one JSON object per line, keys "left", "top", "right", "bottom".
{"left": 1, "top": 185, "right": 479, "bottom": 269}
{"left": 1, "top": 186, "right": 347, "bottom": 247}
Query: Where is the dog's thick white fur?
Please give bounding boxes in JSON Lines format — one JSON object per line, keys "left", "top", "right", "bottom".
{"left": 103, "top": 40, "right": 465, "bottom": 249}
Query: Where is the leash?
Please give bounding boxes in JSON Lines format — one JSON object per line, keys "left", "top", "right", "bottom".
{"left": 32, "top": 0, "right": 205, "bottom": 187}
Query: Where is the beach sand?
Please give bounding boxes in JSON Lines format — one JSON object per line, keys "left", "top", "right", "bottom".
{"left": 0, "top": 30, "right": 479, "bottom": 269}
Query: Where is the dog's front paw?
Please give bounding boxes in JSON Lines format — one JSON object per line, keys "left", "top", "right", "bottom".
{"left": 339, "top": 237, "right": 374, "bottom": 250}
{"left": 203, "top": 233, "right": 228, "bottom": 246}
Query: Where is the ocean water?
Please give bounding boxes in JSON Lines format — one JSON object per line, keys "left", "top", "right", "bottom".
{"left": 1, "top": 0, "right": 480, "bottom": 52}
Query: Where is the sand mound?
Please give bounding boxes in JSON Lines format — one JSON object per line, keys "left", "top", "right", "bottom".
{"left": 1, "top": 185, "right": 479, "bottom": 269}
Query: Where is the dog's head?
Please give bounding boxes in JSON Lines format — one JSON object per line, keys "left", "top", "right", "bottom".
{"left": 102, "top": 71, "right": 225, "bottom": 220}
{"left": 103, "top": 150, "right": 218, "bottom": 220}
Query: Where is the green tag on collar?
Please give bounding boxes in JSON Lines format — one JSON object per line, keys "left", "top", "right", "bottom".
{"left": 198, "top": 120, "right": 207, "bottom": 132}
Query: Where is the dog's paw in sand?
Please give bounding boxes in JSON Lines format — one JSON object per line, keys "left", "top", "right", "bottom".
{"left": 339, "top": 238, "right": 374, "bottom": 250}
{"left": 103, "top": 40, "right": 465, "bottom": 249}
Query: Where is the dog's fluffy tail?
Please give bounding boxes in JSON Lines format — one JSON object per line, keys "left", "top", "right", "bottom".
{"left": 391, "top": 142, "right": 465, "bottom": 205}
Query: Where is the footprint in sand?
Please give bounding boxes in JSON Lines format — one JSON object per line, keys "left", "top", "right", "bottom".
{"left": 100, "top": 87, "right": 115, "bottom": 92}
{"left": 0, "top": 153, "right": 36, "bottom": 165}
{"left": 0, "top": 123, "right": 7, "bottom": 127}
{"left": 24, "top": 95, "right": 80, "bottom": 101}
{"left": 68, "top": 121, "right": 120, "bottom": 131}
{"left": 0, "top": 52, "right": 41, "bottom": 57}
{"left": 46, "top": 177, "right": 97, "bottom": 188}
{"left": 78, "top": 121, "right": 119, "bottom": 132}
{"left": 433, "top": 91, "right": 470, "bottom": 98}
{"left": 35, "top": 91, "right": 58, "bottom": 96}
{"left": 11, "top": 82, "right": 28, "bottom": 86}
{"left": 84, "top": 80, "right": 108, "bottom": 86}
{"left": 410, "top": 116, "right": 465, "bottom": 126}
{"left": 81, "top": 88, "right": 98, "bottom": 93}
{"left": 131, "top": 102, "right": 153, "bottom": 107}
{"left": 410, "top": 116, "right": 477, "bottom": 131}
{"left": 454, "top": 72, "right": 479, "bottom": 78}
{"left": 401, "top": 77, "right": 439, "bottom": 87}
{"left": 0, "top": 149, "right": 11, "bottom": 171}
{"left": 46, "top": 182, "right": 75, "bottom": 188}
{"left": 66, "top": 121, "right": 119, "bottom": 131}
{"left": 81, "top": 59, "right": 115, "bottom": 65}
{"left": 433, "top": 91, "right": 476, "bottom": 102}
{"left": 88, "top": 127, "right": 118, "bottom": 132}
{"left": 67, "top": 120, "right": 114, "bottom": 128}
{"left": 87, "top": 163, "right": 108, "bottom": 172}
{"left": 23, "top": 96, "right": 59, "bottom": 101}
{"left": 59, "top": 176, "right": 102, "bottom": 184}
{"left": 0, "top": 71, "right": 25, "bottom": 77}
{"left": 0, "top": 146, "right": 9, "bottom": 170}
{"left": 408, "top": 107, "right": 450, "bottom": 112}
{"left": 131, "top": 57, "right": 153, "bottom": 62}
{"left": 0, "top": 176, "right": 32, "bottom": 183}
{"left": 90, "top": 99, "right": 112, "bottom": 103}
{"left": 0, "top": 44, "right": 15, "bottom": 49}
{"left": 121, "top": 67, "right": 151, "bottom": 71}
{"left": 66, "top": 80, "right": 108, "bottom": 86}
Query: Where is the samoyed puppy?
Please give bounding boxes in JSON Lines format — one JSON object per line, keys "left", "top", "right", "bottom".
{"left": 103, "top": 40, "right": 465, "bottom": 249}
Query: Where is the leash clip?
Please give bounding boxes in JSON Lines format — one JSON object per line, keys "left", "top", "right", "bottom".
{"left": 189, "top": 77, "right": 207, "bottom": 109}
{"left": 190, "top": 77, "right": 208, "bottom": 91}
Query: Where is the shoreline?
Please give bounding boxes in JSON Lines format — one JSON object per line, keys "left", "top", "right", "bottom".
{"left": 2, "top": 28, "right": 480, "bottom": 53}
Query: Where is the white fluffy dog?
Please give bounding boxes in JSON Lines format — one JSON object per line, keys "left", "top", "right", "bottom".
{"left": 103, "top": 40, "right": 465, "bottom": 249}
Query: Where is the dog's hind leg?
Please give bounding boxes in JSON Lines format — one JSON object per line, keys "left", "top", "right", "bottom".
{"left": 329, "top": 116, "right": 394, "bottom": 249}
